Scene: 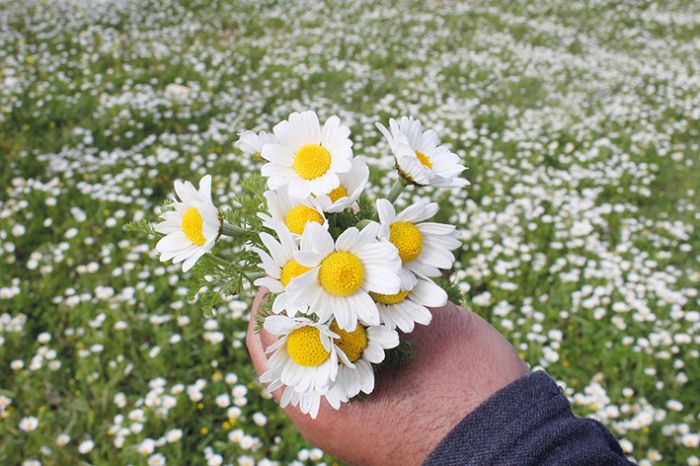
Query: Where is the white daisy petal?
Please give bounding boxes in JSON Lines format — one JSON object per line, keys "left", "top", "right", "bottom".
{"left": 294, "top": 251, "right": 322, "bottom": 268}
{"left": 411, "top": 278, "right": 448, "bottom": 307}
{"left": 376, "top": 198, "right": 396, "bottom": 225}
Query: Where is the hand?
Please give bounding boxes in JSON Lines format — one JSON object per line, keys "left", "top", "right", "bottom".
{"left": 246, "top": 289, "right": 529, "bottom": 466}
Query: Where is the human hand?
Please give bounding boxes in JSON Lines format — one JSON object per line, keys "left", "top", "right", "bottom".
{"left": 246, "top": 289, "right": 529, "bottom": 466}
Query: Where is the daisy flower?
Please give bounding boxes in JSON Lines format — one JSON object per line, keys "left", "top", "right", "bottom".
{"left": 261, "top": 110, "right": 353, "bottom": 198}
{"left": 315, "top": 157, "right": 369, "bottom": 213}
{"left": 287, "top": 222, "right": 402, "bottom": 331}
{"left": 331, "top": 320, "right": 399, "bottom": 399}
{"left": 155, "top": 175, "right": 220, "bottom": 272}
{"left": 376, "top": 117, "right": 468, "bottom": 188}
{"left": 253, "top": 222, "right": 311, "bottom": 315}
{"left": 236, "top": 130, "right": 278, "bottom": 159}
{"left": 276, "top": 319, "right": 398, "bottom": 418}
{"left": 376, "top": 198, "right": 460, "bottom": 289}
{"left": 259, "top": 315, "right": 352, "bottom": 394}
{"left": 371, "top": 276, "right": 447, "bottom": 333}
{"left": 260, "top": 188, "right": 327, "bottom": 236}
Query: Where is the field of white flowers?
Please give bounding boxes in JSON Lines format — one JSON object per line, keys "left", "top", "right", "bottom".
{"left": 1, "top": 0, "right": 698, "bottom": 465}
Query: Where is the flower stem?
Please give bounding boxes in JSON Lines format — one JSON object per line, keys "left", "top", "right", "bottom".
{"left": 221, "top": 221, "right": 248, "bottom": 237}
{"left": 355, "top": 179, "right": 409, "bottom": 230}
{"left": 356, "top": 218, "right": 371, "bottom": 229}
{"left": 387, "top": 178, "right": 408, "bottom": 204}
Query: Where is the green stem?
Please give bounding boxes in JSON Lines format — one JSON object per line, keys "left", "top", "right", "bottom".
{"left": 356, "top": 218, "right": 372, "bottom": 229}
{"left": 356, "top": 179, "right": 409, "bottom": 230}
{"left": 221, "top": 221, "right": 248, "bottom": 237}
{"left": 387, "top": 178, "right": 408, "bottom": 204}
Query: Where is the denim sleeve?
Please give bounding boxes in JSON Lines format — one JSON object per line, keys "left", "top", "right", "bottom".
{"left": 422, "top": 371, "right": 636, "bottom": 466}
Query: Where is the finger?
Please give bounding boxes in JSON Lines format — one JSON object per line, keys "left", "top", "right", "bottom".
{"left": 246, "top": 287, "right": 269, "bottom": 337}
{"left": 246, "top": 287, "right": 279, "bottom": 359}
{"left": 246, "top": 325, "right": 269, "bottom": 376}
{"left": 245, "top": 288, "right": 285, "bottom": 404}
{"left": 246, "top": 287, "right": 273, "bottom": 375}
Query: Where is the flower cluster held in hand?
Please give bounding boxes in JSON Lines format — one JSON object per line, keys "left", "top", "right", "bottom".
{"left": 154, "top": 110, "right": 467, "bottom": 418}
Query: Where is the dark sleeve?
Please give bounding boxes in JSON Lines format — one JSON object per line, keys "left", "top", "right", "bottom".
{"left": 422, "top": 371, "right": 636, "bottom": 466}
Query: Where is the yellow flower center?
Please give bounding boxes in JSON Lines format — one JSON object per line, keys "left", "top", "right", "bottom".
{"left": 415, "top": 150, "right": 432, "bottom": 169}
{"left": 330, "top": 321, "right": 368, "bottom": 363}
{"left": 294, "top": 144, "right": 331, "bottom": 180}
{"left": 328, "top": 184, "right": 348, "bottom": 203}
{"left": 181, "top": 207, "right": 206, "bottom": 246}
{"left": 390, "top": 221, "right": 423, "bottom": 263}
{"left": 284, "top": 205, "right": 323, "bottom": 235}
{"left": 286, "top": 326, "right": 330, "bottom": 367}
{"left": 370, "top": 290, "right": 410, "bottom": 305}
{"left": 280, "top": 259, "right": 311, "bottom": 287}
{"left": 318, "top": 251, "right": 364, "bottom": 297}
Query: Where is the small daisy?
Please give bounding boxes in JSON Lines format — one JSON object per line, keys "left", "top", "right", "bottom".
{"left": 287, "top": 222, "right": 402, "bottom": 331}
{"left": 261, "top": 110, "right": 353, "bottom": 198}
{"left": 376, "top": 199, "right": 460, "bottom": 289}
{"left": 148, "top": 453, "right": 167, "bottom": 466}
{"left": 155, "top": 175, "right": 220, "bottom": 272}
{"left": 78, "top": 439, "right": 94, "bottom": 454}
{"left": 19, "top": 416, "right": 39, "bottom": 432}
{"left": 371, "top": 276, "right": 447, "bottom": 333}
{"left": 253, "top": 222, "right": 311, "bottom": 315}
{"left": 330, "top": 320, "right": 399, "bottom": 400}
{"left": 259, "top": 315, "right": 351, "bottom": 394}
{"left": 315, "top": 157, "right": 369, "bottom": 213}
{"left": 260, "top": 188, "right": 327, "bottom": 236}
{"left": 376, "top": 117, "right": 468, "bottom": 188}
{"left": 56, "top": 433, "right": 71, "bottom": 446}
{"left": 236, "top": 130, "right": 278, "bottom": 159}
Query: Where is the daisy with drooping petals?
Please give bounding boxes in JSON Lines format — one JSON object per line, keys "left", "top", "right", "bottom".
{"left": 330, "top": 320, "right": 399, "bottom": 400}
{"left": 155, "top": 175, "right": 220, "bottom": 272}
{"left": 261, "top": 110, "right": 353, "bottom": 198}
{"left": 260, "top": 188, "right": 327, "bottom": 236}
{"left": 237, "top": 130, "right": 278, "bottom": 159}
{"left": 253, "top": 222, "right": 311, "bottom": 315}
{"left": 279, "top": 383, "right": 347, "bottom": 419}
{"left": 315, "top": 157, "right": 369, "bottom": 213}
{"left": 371, "top": 276, "right": 447, "bottom": 333}
{"left": 287, "top": 223, "right": 402, "bottom": 331}
{"left": 376, "top": 117, "right": 468, "bottom": 188}
{"left": 259, "top": 315, "right": 352, "bottom": 395}
{"left": 376, "top": 199, "right": 460, "bottom": 289}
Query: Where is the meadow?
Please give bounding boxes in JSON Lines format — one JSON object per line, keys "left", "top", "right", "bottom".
{"left": 1, "top": 0, "right": 699, "bottom": 465}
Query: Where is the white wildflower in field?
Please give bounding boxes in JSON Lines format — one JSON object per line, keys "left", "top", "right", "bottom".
{"left": 215, "top": 394, "right": 230, "bottom": 408}
{"left": 137, "top": 438, "right": 155, "bottom": 455}
{"left": 78, "top": 439, "right": 94, "bottom": 454}
{"left": 148, "top": 453, "right": 167, "bottom": 466}
{"left": 19, "top": 416, "right": 39, "bottom": 432}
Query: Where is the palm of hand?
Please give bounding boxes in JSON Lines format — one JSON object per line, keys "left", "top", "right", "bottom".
{"left": 247, "top": 291, "right": 528, "bottom": 466}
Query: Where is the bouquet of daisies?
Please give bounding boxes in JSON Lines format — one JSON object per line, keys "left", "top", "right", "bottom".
{"left": 149, "top": 111, "right": 468, "bottom": 418}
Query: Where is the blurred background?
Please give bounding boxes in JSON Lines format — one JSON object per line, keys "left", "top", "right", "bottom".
{"left": 0, "top": 0, "right": 698, "bottom": 465}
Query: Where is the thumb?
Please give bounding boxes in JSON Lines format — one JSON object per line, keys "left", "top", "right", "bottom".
{"left": 246, "top": 288, "right": 282, "bottom": 401}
